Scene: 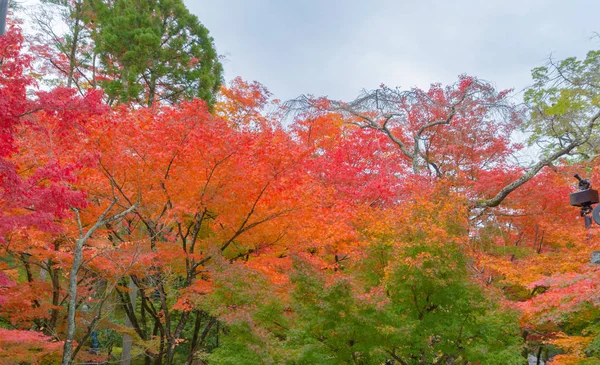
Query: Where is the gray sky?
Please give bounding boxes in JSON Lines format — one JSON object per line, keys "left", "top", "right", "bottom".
{"left": 186, "top": 0, "right": 598, "bottom": 102}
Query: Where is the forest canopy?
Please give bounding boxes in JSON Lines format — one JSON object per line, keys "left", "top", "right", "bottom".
{"left": 1, "top": 2, "right": 600, "bottom": 365}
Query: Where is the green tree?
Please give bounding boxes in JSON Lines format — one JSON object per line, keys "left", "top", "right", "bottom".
{"left": 276, "top": 195, "right": 524, "bottom": 365}
{"left": 90, "top": 0, "right": 223, "bottom": 107}
{"left": 30, "top": 0, "right": 223, "bottom": 108}
{"left": 379, "top": 241, "right": 523, "bottom": 365}
{"left": 283, "top": 242, "right": 523, "bottom": 365}
{"left": 524, "top": 50, "right": 600, "bottom": 161}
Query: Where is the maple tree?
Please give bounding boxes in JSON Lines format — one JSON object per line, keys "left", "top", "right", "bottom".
{"left": 291, "top": 73, "right": 600, "bottom": 210}
{"left": 53, "top": 84, "right": 322, "bottom": 363}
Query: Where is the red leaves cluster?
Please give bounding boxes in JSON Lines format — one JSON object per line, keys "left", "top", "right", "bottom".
{"left": 0, "top": 328, "right": 62, "bottom": 364}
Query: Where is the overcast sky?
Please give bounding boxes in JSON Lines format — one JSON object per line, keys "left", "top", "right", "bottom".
{"left": 185, "top": 0, "right": 599, "bottom": 102}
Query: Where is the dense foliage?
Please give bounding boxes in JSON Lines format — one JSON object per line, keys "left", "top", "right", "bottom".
{"left": 2, "top": 5, "right": 600, "bottom": 365}
{"left": 30, "top": 0, "right": 223, "bottom": 107}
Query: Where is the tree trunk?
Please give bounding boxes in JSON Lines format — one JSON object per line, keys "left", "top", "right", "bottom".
{"left": 121, "top": 277, "right": 138, "bottom": 365}
{"left": 186, "top": 316, "right": 216, "bottom": 365}
{"left": 61, "top": 201, "right": 138, "bottom": 365}
{"left": 61, "top": 238, "right": 84, "bottom": 365}
{"left": 165, "top": 311, "right": 190, "bottom": 364}
{"left": 47, "top": 261, "right": 61, "bottom": 335}
{"left": 148, "top": 71, "right": 157, "bottom": 107}
{"left": 67, "top": 1, "right": 82, "bottom": 89}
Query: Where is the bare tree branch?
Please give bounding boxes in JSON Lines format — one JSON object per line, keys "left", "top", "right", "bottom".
{"left": 62, "top": 199, "right": 138, "bottom": 365}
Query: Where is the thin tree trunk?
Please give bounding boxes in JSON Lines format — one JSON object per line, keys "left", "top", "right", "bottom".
{"left": 186, "top": 316, "right": 216, "bottom": 365}
{"left": 62, "top": 201, "right": 138, "bottom": 365}
{"left": 67, "top": 2, "right": 82, "bottom": 89}
{"left": 148, "top": 71, "right": 156, "bottom": 107}
{"left": 39, "top": 260, "right": 48, "bottom": 282}
{"left": 92, "top": 52, "right": 97, "bottom": 89}
{"left": 121, "top": 277, "right": 138, "bottom": 365}
{"left": 165, "top": 311, "right": 190, "bottom": 364}
{"left": 61, "top": 237, "right": 84, "bottom": 365}
{"left": 47, "top": 261, "right": 61, "bottom": 334}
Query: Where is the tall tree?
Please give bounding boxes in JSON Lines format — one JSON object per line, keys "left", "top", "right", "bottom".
{"left": 90, "top": 0, "right": 223, "bottom": 107}
{"left": 28, "top": 0, "right": 223, "bottom": 107}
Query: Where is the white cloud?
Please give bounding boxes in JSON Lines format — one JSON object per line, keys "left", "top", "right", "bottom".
{"left": 186, "top": 0, "right": 599, "bottom": 102}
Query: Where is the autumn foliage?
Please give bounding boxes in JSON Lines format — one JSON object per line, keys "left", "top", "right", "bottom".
{"left": 3, "top": 9, "right": 600, "bottom": 365}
